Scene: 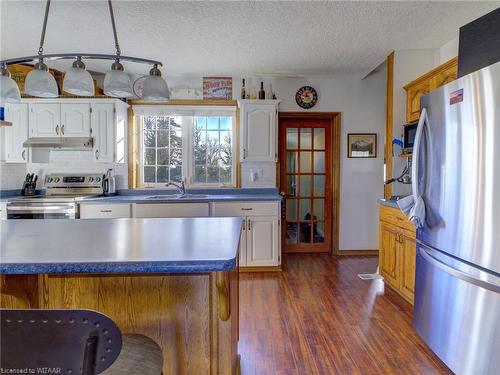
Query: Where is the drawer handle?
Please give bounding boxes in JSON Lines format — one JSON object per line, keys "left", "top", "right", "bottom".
{"left": 241, "top": 208, "right": 253, "bottom": 211}
{"left": 100, "top": 209, "right": 112, "bottom": 213}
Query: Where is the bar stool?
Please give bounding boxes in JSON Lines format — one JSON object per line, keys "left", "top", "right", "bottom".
{"left": 0, "top": 309, "right": 163, "bottom": 375}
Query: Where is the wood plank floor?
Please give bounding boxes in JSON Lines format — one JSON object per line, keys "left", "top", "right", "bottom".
{"left": 239, "top": 254, "right": 452, "bottom": 375}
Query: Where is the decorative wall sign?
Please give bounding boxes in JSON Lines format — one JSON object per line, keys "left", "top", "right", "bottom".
{"left": 347, "top": 133, "right": 377, "bottom": 158}
{"left": 295, "top": 86, "right": 318, "bottom": 109}
{"left": 203, "top": 77, "right": 233, "bottom": 99}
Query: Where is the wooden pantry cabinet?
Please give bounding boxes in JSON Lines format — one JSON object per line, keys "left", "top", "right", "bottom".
{"left": 404, "top": 57, "right": 458, "bottom": 123}
{"left": 379, "top": 204, "right": 416, "bottom": 304}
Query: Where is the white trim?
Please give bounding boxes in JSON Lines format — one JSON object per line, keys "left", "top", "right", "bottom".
{"left": 132, "top": 105, "right": 236, "bottom": 117}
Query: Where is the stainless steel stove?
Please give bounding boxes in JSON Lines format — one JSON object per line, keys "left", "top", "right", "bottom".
{"left": 7, "top": 173, "right": 104, "bottom": 219}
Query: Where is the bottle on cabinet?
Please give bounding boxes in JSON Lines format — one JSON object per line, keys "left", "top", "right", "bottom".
{"left": 258, "top": 81, "right": 265, "bottom": 100}
{"left": 241, "top": 79, "right": 246, "bottom": 100}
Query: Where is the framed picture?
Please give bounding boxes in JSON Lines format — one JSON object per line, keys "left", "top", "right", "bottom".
{"left": 203, "top": 77, "right": 232, "bottom": 99}
{"left": 347, "top": 133, "right": 377, "bottom": 158}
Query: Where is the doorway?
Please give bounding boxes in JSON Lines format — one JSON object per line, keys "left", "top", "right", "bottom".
{"left": 279, "top": 113, "right": 340, "bottom": 253}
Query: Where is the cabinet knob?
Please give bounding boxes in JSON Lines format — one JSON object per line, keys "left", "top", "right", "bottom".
{"left": 22, "top": 150, "right": 26, "bottom": 161}
{"left": 243, "top": 149, "right": 247, "bottom": 159}
{"left": 241, "top": 208, "right": 253, "bottom": 211}
{"left": 61, "top": 125, "right": 65, "bottom": 135}
{"left": 55, "top": 125, "right": 59, "bottom": 135}
{"left": 95, "top": 149, "right": 100, "bottom": 160}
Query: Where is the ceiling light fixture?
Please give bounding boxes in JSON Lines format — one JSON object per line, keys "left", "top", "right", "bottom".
{"left": 0, "top": 0, "right": 167, "bottom": 101}
{"left": 0, "top": 64, "right": 21, "bottom": 104}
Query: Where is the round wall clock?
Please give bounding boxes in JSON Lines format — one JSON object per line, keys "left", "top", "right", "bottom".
{"left": 295, "top": 86, "right": 318, "bottom": 109}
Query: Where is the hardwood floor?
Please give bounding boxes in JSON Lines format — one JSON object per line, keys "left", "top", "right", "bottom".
{"left": 239, "top": 254, "right": 452, "bottom": 375}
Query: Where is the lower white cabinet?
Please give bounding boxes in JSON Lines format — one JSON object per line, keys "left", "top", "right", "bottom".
{"left": 133, "top": 203, "right": 209, "bottom": 218}
{"left": 0, "top": 202, "right": 7, "bottom": 220}
{"left": 79, "top": 203, "right": 131, "bottom": 219}
{"left": 212, "top": 201, "right": 281, "bottom": 268}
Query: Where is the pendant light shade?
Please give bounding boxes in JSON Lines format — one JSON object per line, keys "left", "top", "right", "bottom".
{"left": 142, "top": 65, "right": 170, "bottom": 102}
{"left": 25, "top": 61, "right": 58, "bottom": 98}
{"left": 103, "top": 60, "right": 132, "bottom": 98}
{"left": 63, "top": 57, "right": 94, "bottom": 96}
{"left": 0, "top": 66, "right": 21, "bottom": 103}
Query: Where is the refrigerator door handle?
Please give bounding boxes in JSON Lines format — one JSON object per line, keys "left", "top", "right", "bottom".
{"left": 411, "top": 107, "right": 429, "bottom": 198}
{"left": 418, "top": 247, "right": 500, "bottom": 293}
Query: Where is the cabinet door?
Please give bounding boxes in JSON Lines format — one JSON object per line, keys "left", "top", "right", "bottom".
{"left": 429, "top": 63, "right": 458, "bottom": 91}
{"left": 241, "top": 104, "right": 276, "bottom": 162}
{"left": 246, "top": 216, "right": 279, "bottom": 266}
{"left": 399, "top": 232, "right": 416, "bottom": 303}
{"left": 239, "top": 219, "right": 247, "bottom": 266}
{"left": 379, "top": 222, "right": 399, "bottom": 288}
{"left": 405, "top": 80, "right": 430, "bottom": 123}
{"left": 79, "top": 204, "right": 131, "bottom": 219}
{"left": 29, "top": 103, "right": 60, "bottom": 137}
{"left": 133, "top": 203, "right": 210, "bottom": 218}
{"left": 60, "top": 103, "right": 91, "bottom": 137}
{"left": 92, "top": 103, "right": 115, "bottom": 163}
{"left": 2, "top": 104, "right": 29, "bottom": 163}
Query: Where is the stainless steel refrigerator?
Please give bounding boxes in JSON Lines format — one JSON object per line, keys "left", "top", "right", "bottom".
{"left": 414, "top": 61, "right": 500, "bottom": 374}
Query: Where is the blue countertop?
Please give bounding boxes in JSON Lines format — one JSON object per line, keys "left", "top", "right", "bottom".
{"left": 79, "top": 188, "right": 282, "bottom": 204}
{"left": 0, "top": 218, "right": 242, "bottom": 275}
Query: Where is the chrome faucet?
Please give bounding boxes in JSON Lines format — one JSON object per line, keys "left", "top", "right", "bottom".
{"left": 166, "top": 180, "right": 186, "bottom": 196}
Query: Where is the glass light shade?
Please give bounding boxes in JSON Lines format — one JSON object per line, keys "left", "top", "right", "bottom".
{"left": 24, "top": 69, "right": 59, "bottom": 98}
{"left": 63, "top": 67, "right": 94, "bottom": 96}
{"left": 0, "top": 75, "right": 21, "bottom": 103}
{"left": 142, "top": 75, "right": 170, "bottom": 102}
{"left": 103, "top": 70, "right": 133, "bottom": 98}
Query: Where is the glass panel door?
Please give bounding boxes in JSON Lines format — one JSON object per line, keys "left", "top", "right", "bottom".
{"left": 280, "top": 120, "right": 331, "bottom": 252}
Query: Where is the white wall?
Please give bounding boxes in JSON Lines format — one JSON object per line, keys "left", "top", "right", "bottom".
{"left": 434, "top": 37, "right": 459, "bottom": 66}
{"left": 271, "top": 71, "right": 386, "bottom": 251}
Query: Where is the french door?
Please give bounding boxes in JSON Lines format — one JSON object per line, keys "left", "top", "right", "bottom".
{"left": 279, "top": 118, "right": 332, "bottom": 252}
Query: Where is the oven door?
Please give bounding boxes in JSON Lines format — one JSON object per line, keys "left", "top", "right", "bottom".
{"left": 7, "top": 202, "right": 76, "bottom": 219}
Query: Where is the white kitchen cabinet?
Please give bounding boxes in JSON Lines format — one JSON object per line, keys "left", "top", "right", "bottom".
{"left": 133, "top": 203, "right": 210, "bottom": 218}
{"left": 0, "top": 202, "right": 7, "bottom": 220}
{"left": 238, "top": 100, "right": 280, "bottom": 162}
{"left": 212, "top": 201, "right": 281, "bottom": 267}
{"left": 246, "top": 216, "right": 279, "bottom": 266}
{"left": 91, "top": 103, "right": 115, "bottom": 163}
{"left": 60, "top": 103, "right": 91, "bottom": 137}
{"left": 79, "top": 203, "right": 131, "bottom": 219}
{"left": 1, "top": 103, "right": 29, "bottom": 163}
{"left": 29, "top": 103, "right": 61, "bottom": 137}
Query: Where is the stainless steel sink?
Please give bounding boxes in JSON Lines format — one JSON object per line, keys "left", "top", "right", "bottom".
{"left": 145, "top": 194, "right": 209, "bottom": 200}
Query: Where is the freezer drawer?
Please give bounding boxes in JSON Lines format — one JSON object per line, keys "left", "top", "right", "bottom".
{"left": 413, "top": 243, "right": 500, "bottom": 375}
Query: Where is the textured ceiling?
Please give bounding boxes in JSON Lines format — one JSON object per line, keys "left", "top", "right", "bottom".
{"left": 1, "top": 1, "right": 499, "bottom": 76}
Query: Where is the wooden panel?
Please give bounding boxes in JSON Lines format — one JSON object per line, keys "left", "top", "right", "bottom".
{"left": 379, "top": 205, "right": 416, "bottom": 234}
{"left": 384, "top": 52, "right": 394, "bottom": 199}
{"left": 0, "top": 275, "right": 40, "bottom": 309}
{"left": 399, "top": 233, "right": 416, "bottom": 303}
{"left": 429, "top": 62, "right": 458, "bottom": 90}
{"left": 405, "top": 79, "right": 430, "bottom": 123}
{"left": 379, "top": 222, "right": 399, "bottom": 289}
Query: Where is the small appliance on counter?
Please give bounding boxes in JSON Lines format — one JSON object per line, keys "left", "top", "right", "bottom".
{"left": 21, "top": 173, "right": 38, "bottom": 196}
{"left": 103, "top": 168, "right": 117, "bottom": 196}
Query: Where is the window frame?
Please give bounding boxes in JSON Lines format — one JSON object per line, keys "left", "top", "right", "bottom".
{"left": 137, "top": 111, "right": 237, "bottom": 189}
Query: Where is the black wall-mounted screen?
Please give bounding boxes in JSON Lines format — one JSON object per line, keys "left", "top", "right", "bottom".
{"left": 458, "top": 7, "right": 500, "bottom": 78}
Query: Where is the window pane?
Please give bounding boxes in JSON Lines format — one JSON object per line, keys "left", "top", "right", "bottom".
{"left": 286, "top": 223, "right": 298, "bottom": 244}
{"left": 194, "top": 165, "right": 206, "bottom": 183}
{"left": 144, "top": 131, "right": 155, "bottom": 147}
{"left": 300, "top": 175, "right": 311, "bottom": 197}
{"left": 144, "top": 117, "right": 155, "bottom": 130}
{"left": 207, "top": 117, "right": 219, "bottom": 130}
{"left": 313, "top": 175, "right": 325, "bottom": 196}
{"left": 314, "top": 128, "right": 325, "bottom": 149}
{"left": 144, "top": 148, "right": 156, "bottom": 165}
{"left": 313, "top": 199, "right": 324, "bottom": 220}
{"left": 157, "top": 166, "right": 168, "bottom": 183}
{"left": 300, "top": 199, "right": 311, "bottom": 220}
{"left": 286, "top": 128, "right": 298, "bottom": 149}
{"left": 286, "top": 152, "right": 298, "bottom": 173}
{"left": 286, "top": 199, "right": 298, "bottom": 221}
{"left": 195, "top": 117, "right": 206, "bottom": 130}
{"left": 156, "top": 117, "right": 169, "bottom": 130}
{"left": 157, "top": 148, "right": 168, "bottom": 165}
{"left": 170, "top": 166, "right": 182, "bottom": 182}
{"left": 299, "top": 222, "right": 311, "bottom": 243}
{"left": 286, "top": 175, "right": 297, "bottom": 196}
{"left": 314, "top": 222, "right": 325, "bottom": 243}
{"left": 220, "top": 117, "right": 231, "bottom": 130}
{"left": 207, "top": 166, "right": 219, "bottom": 183}
{"left": 220, "top": 166, "right": 231, "bottom": 183}
{"left": 314, "top": 151, "right": 325, "bottom": 173}
{"left": 300, "top": 152, "right": 312, "bottom": 173}
{"left": 144, "top": 166, "right": 155, "bottom": 182}
{"left": 157, "top": 130, "right": 169, "bottom": 147}
{"left": 300, "top": 128, "right": 312, "bottom": 149}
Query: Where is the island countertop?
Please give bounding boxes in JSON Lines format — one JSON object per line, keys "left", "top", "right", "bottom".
{"left": 0, "top": 217, "right": 242, "bottom": 275}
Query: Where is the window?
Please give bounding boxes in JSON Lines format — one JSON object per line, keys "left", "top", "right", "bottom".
{"left": 137, "top": 107, "right": 236, "bottom": 187}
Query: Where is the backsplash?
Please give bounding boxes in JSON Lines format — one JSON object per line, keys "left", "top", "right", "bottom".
{"left": 240, "top": 161, "right": 277, "bottom": 188}
{"left": 0, "top": 163, "right": 27, "bottom": 190}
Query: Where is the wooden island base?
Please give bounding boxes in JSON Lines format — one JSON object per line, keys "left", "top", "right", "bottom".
{"left": 1, "top": 270, "right": 239, "bottom": 375}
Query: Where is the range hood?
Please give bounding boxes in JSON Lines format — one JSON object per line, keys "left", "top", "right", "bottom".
{"left": 23, "top": 137, "right": 94, "bottom": 149}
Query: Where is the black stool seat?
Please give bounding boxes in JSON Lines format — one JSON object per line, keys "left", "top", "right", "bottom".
{"left": 101, "top": 334, "right": 163, "bottom": 374}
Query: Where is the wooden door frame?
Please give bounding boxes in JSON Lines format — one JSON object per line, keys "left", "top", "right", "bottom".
{"left": 278, "top": 112, "right": 341, "bottom": 255}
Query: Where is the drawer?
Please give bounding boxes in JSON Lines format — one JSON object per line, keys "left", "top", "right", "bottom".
{"left": 79, "top": 203, "right": 131, "bottom": 219}
{"left": 212, "top": 201, "right": 280, "bottom": 217}
{"left": 379, "top": 205, "right": 416, "bottom": 234}
{"left": 133, "top": 203, "right": 209, "bottom": 218}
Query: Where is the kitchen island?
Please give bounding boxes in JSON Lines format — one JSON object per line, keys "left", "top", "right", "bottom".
{"left": 0, "top": 218, "right": 242, "bottom": 375}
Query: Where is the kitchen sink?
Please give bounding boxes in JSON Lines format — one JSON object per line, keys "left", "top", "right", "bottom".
{"left": 145, "top": 194, "right": 209, "bottom": 200}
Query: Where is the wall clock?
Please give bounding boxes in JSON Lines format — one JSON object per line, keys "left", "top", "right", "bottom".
{"left": 295, "top": 86, "right": 318, "bottom": 109}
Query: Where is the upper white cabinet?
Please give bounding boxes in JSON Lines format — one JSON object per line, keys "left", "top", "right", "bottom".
{"left": 238, "top": 100, "right": 280, "bottom": 162}
{"left": 60, "top": 103, "right": 91, "bottom": 137}
{"left": 29, "top": 103, "right": 61, "bottom": 137}
{"left": 1, "top": 103, "right": 29, "bottom": 163}
{"left": 30, "top": 102, "right": 90, "bottom": 138}
{"left": 91, "top": 103, "right": 115, "bottom": 163}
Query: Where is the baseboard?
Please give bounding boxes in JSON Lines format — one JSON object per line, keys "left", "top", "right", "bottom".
{"left": 337, "top": 249, "right": 379, "bottom": 256}
{"left": 239, "top": 265, "right": 282, "bottom": 272}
